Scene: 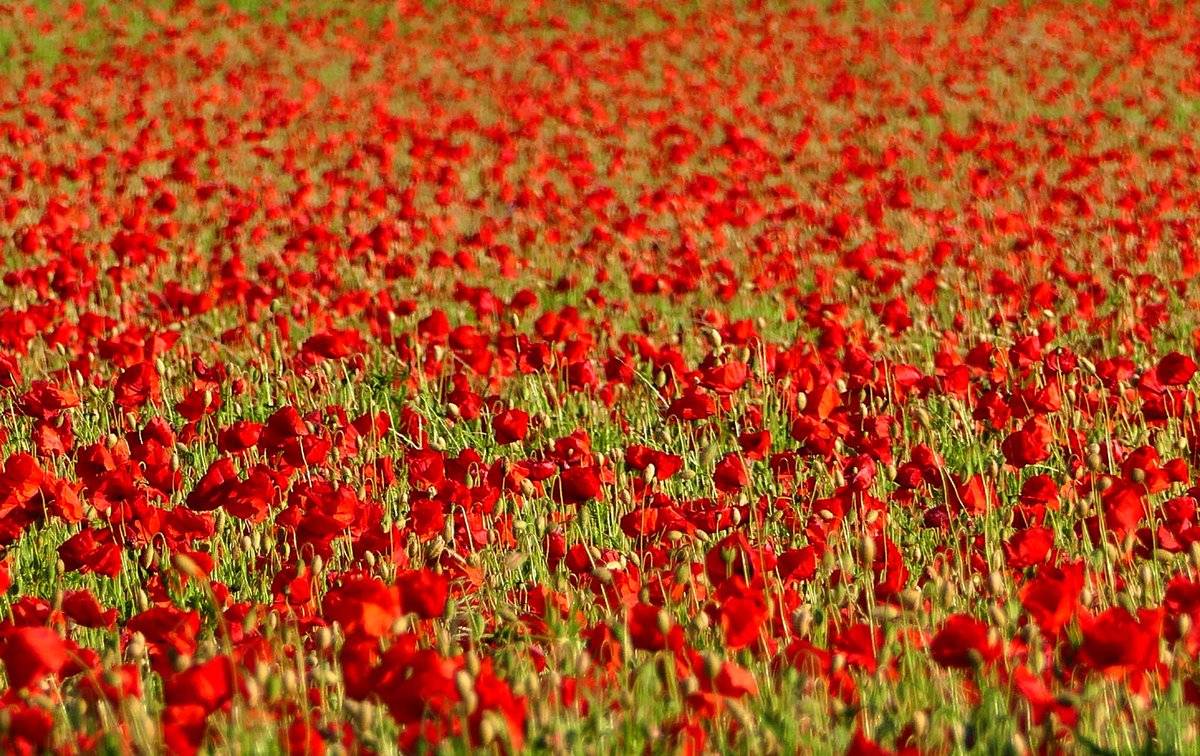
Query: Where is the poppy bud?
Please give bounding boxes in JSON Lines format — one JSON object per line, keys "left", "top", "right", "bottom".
{"left": 988, "top": 603, "right": 1008, "bottom": 629}
{"left": 913, "top": 710, "right": 929, "bottom": 738}
{"left": 642, "top": 464, "right": 657, "bottom": 484}
{"left": 455, "top": 669, "right": 475, "bottom": 700}
{"left": 791, "top": 607, "right": 812, "bottom": 636}
{"left": 795, "top": 392, "right": 807, "bottom": 412}
{"left": 283, "top": 669, "right": 300, "bottom": 697}
{"left": 871, "top": 605, "right": 900, "bottom": 622}
{"left": 656, "top": 608, "right": 672, "bottom": 635}
{"left": 860, "top": 537, "right": 877, "bottom": 565}
{"left": 479, "top": 711, "right": 501, "bottom": 744}
{"left": 127, "top": 632, "right": 146, "bottom": 662}
{"left": 243, "top": 677, "right": 262, "bottom": 707}
{"left": 988, "top": 570, "right": 1005, "bottom": 596}
{"left": 831, "top": 653, "right": 846, "bottom": 674}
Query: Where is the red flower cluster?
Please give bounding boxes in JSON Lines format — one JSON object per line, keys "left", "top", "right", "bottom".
{"left": 1, "top": 0, "right": 1200, "bottom": 752}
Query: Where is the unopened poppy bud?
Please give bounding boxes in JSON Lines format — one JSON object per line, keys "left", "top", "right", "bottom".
{"left": 792, "top": 607, "right": 813, "bottom": 636}
{"left": 831, "top": 653, "right": 846, "bottom": 674}
{"left": 681, "top": 675, "right": 700, "bottom": 696}
{"left": 703, "top": 652, "right": 722, "bottom": 680}
{"left": 127, "top": 632, "right": 146, "bottom": 662}
{"left": 988, "top": 570, "right": 1006, "bottom": 596}
{"left": 656, "top": 608, "right": 672, "bottom": 635}
{"left": 860, "top": 537, "right": 877, "bottom": 564}
{"left": 455, "top": 669, "right": 475, "bottom": 701}
{"left": 871, "top": 605, "right": 900, "bottom": 622}
{"left": 243, "top": 677, "right": 262, "bottom": 706}
{"left": 989, "top": 603, "right": 1008, "bottom": 629}
{"left": 592, "top": 566, "right": 613, "bottom": 585}
{"left": 913, "top": 710, "right": 929, "bottom": 738}
{"left": 479, "top": 711, "right": 500, "bottom": 744}
{"left": 282, "top": 669, "right": 299, "bottom": 697}
{"left": 795, "top": 392, "right": 808, "bottom": 412}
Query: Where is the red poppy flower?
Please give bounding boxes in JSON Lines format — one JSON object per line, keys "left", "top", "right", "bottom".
{"left": 556, "top": 465, "right": 602, "bottom": 505}
{"left": 1, "top": 627, "right": 67, "bottom": 690}
{"left": 492, "top": 408, "right": 529, "bottom": 445}
{"left": 930, "top": 614, "right": 1000, "bottom": 669}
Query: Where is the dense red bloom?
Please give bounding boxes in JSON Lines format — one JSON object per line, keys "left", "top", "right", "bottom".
{"left": 627, "top": 603, "right": 671, "bottom": 652}
{"left": 2, "top": 627, "right": 70, "bottom": 693}
{"left": 396, "top": 569, "right": 449, "bottom": 619}
{"left": 0, "top": 0, "right": 1195, "bottom": 749}
{"left": 556, "top": 465, "right": 602, "bottom": 505}
{"left": 62, "top": 589, "right": 117, "bottom": 628}
{"left": 58, "top": 527, "right": 122, "bottom": 578}
{"left": 1003, "top": 526, "right": 1055, "bottom": 570}
{"left": 492, "top": 408, "right": 529, "bottom": 445}
{"left": 113, "top": 361, "right": 162, "bottom": 411}
{"left": 930, "top": 614, "right": 1000, "bottom": 669}
{"left": 1020, "top": 562, "right": 1085, "bottom": 638}
{"left": 712, "top": 452, "right": 749, "bottom": 493}
{"left": 1001, "top": 419, "right": 1052, "bottom": 468}
{"left": 323, "top": 576, "right": 402, "bottom": 639}
{"left": 163, "top": 656, "right": 236, "bottom": 712}
{"left": 1156, "top": 352, "right": 1197, "bottom": 387}
{"left": 1078, "top": 607, "right": 1163, "bottom": 683}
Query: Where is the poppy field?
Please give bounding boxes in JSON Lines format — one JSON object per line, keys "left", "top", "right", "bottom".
{"left": 6, "top": 0, "right": 1200, "bottom": 752}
